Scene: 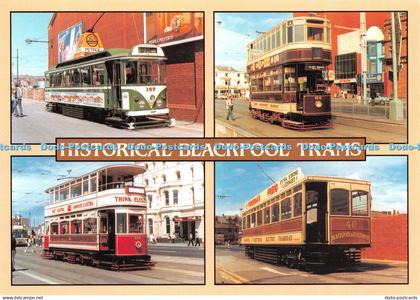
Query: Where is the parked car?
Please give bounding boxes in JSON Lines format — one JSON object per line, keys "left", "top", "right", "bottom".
{"left": 369, "top": 96, "right": 390, "bottom": 106}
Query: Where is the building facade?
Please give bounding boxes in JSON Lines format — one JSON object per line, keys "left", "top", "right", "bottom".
{"left": 215, "top": 214, "right": 241, "bottom": 244}
{"left": 215, "top": 66, "right": 249, "bottom": 98}
{"left": 294, "top": 12, "right": 406, "bottom": 100}
{"left": 135, "top": 162, "right": 204, "bottom": 241}
{"left": 47, "top": 12, "right": 204, "bottom": 122}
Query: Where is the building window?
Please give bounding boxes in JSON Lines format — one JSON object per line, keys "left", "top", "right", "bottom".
{"left": 335, "top": 52, "right": 357, "bottom": 79}
{"left": 164, "top": 191, "right": 170, "bottom": 206}
{"left": 175, "top": 171, "right": 181, "bottom": 180}
{"left": 148, "top": 194, "right": 153, "bottom": 208}
{"left": 190, "top": 187, "right": 195, "bottom": 203}
{"left": 165, "top": 216, "right": 170, "bottom": 234}
{"left": 145, "top": 179, "right": 149, "bottom": 186}
{"left": 162, "top": 175, "right": 166, "bottom": 183}
{"left": 173, "top": 190, "right": 179, "bottom": 205}
{"left": 148, "top": 218, "right": 153, "bottom": 234}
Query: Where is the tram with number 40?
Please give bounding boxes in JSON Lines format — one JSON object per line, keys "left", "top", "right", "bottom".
{"left": 246, "top": 16, "right": 332, "bottom": 130}
{"left": 42, "top": 164, "right": 153, "bottom": 271}
{"left": 45, "top": 42, "right": 175, "bottom": 130}
{"left": 240, "top": 169, "right": 372, "bottom": 269}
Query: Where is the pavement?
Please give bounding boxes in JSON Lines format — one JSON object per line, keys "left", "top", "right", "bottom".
{"left": 215, "top": 246, "right": 408, "bottom": 284}
{"left": 11, "top": 99, "right": 203, "bottom": 144}
{"left": 215, "top": 98, "right": 407, "bottom": 143}
{"left": 12, "top": 245, "right": 204, "bottom": 285}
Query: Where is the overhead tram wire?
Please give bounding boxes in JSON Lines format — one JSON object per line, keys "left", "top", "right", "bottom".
{"left": 256, "top": 163, "right": 275, "bottom": 184}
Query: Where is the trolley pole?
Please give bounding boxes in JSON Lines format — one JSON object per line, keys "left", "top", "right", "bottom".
{"left": 143, "top": 13, "right": 147, "bottom": 43}
{"left": 389, "top": 12, "right": 403, "bottom": 120}
{"left": 360, "top": 12, "right": 368, "bottom": 104}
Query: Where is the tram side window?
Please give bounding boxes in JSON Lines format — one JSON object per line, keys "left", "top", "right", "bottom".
{"left": 281, "top": 198, "right": 292, "bottom": 220}
{"left": 83, "top": 218, "right": 97, "bottom": 234}
{"left": 271, "top": 203, "right": 279, "bottom": 223}
{"left": 129, "top": 214, "right": 144, "bottom": 233}
{"left": 82, "top": 177, "right": 89, "bottom": 195}
{"left": 139, "top": 62, "right": 151, "bottom": 84}
{"left": 62, "top": 71, "right": 71, "bottom": 87}
{"left": 293, "top": 192, "right": 302, "bottom": 217}
{"left": 92, "top": 64, "right": 105, "bottom": 85}
{"left": 308, "top": 26, "right": 324, "bottom": 41}
{"left": 287, "top": 24, "right": 293, "bottom": 43}
{"left": 59, "top": 186, "right": 69, "bottom": 201}
{"left": 246, "top": 215, "right": 250, "bottom": 229}
{"left": 100, "top": 217, "right": 108, "bottom": 233}
{"left": 284, "top": 68, "right": 296, "bottom": 91}
{"left": 251, "top": 212, "right": 256, "bottom": 228}
{"left": 125, "top": 61, "right": 138, "bottom": 84}
{"left": 90, "top": 175, "right": 97, "bottom": 192}
{"left": 282, "top": 24, "right": 286, "bottom": 45}
{"left": 60, "top": 222, "right": 69, "bottom": 235}
{"left": 256, "top": 210, "right": 262, "bottom": 227}
{"left": 264, "top": 207, "right": 271, "bottom": 224}
{"left": 71, "top": 221, "right": 82, "bottom": 234}
{"left": 117, "top": 213, "right": 127, "bottom": 233}
{"left": 330, "top": 189, "right": 350, "bottom": 215}
{"left": 80, "top": 66, "right": 92, "bottom": 86}
{"left": 50, "top": 223, "right": 59, "bottom": 235}
{"left": 71, "top": 181, "right": 82, "bottom": 198}
{"left": 276, "top": 29, "right": 281, "bottom": 48}
{"left": 70, "top": 69, "right": 81, "bottom": 86}
{"left": 351, "top": 191, "right": 368, "bottom": 216}
{"left": 272, "top": 72, "right": 282, "bottom": 91}
{"left": 294, "top": 24, "right": 304, "bottom": 42}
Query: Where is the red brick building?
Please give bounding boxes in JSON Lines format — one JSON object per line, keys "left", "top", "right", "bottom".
{"left": 294, "top": 12, "right": 407, "bottom": 100}
{"left": 362, "top": 212, "right": 407, "bottom": 262}
{"left": 48, "top": 12, "right": 204, "bottom": 122}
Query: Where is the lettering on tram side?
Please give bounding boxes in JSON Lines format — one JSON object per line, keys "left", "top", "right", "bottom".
{"left": 114, "top": 196, "right": 146, "bottom": 204}
{"left": 267, "top": 183, "right": 278, "bottom": 195}
{"left": 277, "top": 235, "right": 293, "bottom": 242}
{"left": 246, "top": 195, "right": 261, "bottom": 208}
{"left": 330, "top": 231, "right": 370, "bottom": 243}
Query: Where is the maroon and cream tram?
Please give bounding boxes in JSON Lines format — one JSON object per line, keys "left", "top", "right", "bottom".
{"left": 43, "top": 164, "right": 153, "bottom": 270}
{"left": 246, "top": 16, "right": 332, "bottom": 129}
{"left": 240, "top": 169, "right": 372, "bottom": 269}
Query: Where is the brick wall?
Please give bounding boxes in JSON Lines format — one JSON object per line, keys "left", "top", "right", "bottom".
{"left": 361, "top": 213, "right": 407, "bottom": 261}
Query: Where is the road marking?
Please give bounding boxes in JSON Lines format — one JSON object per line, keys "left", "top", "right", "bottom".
{"left": 216, "top": 266, "right": 249, "bottom": 284}
{"left": 153, "top": 266, "right": 204, "bottom": 277}
{"left": 18, "top": 270, "right": 61, "bottom": 284}
{"left": 260, "top": 266, "right": 291, "bottom": 276}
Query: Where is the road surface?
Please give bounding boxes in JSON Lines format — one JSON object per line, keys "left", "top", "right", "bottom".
{"left": 215, "top": 99, "right": 407, "bottom": 143}
{"left": 216, "top": 246, "right": 407, "bottom": 284}
{"left": 12, "top": 244, "right": 204, "bottom": 285}
{"left": 12, "top": 99, "right": 203, "bottom": 144}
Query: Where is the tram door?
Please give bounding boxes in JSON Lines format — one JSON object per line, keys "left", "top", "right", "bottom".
{"left": 107, "top": 210, "right": 116, "bottom": 251}
{"left": 305, "top": 182, "right": 327, "bottom": 243}
{"left": 111, "top": 61, "right": 122, "bottom": 109}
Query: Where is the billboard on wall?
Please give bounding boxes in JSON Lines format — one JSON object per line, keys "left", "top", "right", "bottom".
{"left": 58, "top": 22, "right": 83, "bottom": 63}
{"left": 146, "top": 12, "right": 204, "bottom": 46}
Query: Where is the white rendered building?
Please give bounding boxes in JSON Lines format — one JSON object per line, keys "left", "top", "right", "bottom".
{"left": 135, "top": 162, "right": 205, "bottom": 241}
{"left": 215, "top": 65, "right": 249, "bottom": 98}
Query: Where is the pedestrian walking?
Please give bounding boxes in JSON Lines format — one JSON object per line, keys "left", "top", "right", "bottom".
{"left": 11, "top": 87, "right": 17, "bottom": 116}
{"left": 194, "top": 230, "right": 201, "bottom": 247}
{"left": 24, "top": 235, "right": 34, "bottom": 253}
{"left": 12, "top": 235, "right": 16, "bottom": 272}
{"left": 14, "top": 83, "right": 24, "bottom": 117}
{"left": 225, "top": 96, "right": 234, "bottom": 121}
{"left": 187, "top": 232, "right": 194, "bottom": 246}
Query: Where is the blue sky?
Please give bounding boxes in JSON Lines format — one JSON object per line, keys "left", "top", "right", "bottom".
{"left": 215, "top": 13, "right": 291, "bottom": 71}
{"left": 11, "top": 13, "right": 53, "bottom": 76}
{"left": 12, "top": 157, "right": 128, "bottom": 226}
{"left": 215, "top": 157, "right": 408, "bottom": 216}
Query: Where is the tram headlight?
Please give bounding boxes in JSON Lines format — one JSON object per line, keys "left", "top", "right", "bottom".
{"left": 150, "top": 95, "right": 156, "bottom": 101}
{"left": 315, "top": 100, "right": 323, "bottom": 108}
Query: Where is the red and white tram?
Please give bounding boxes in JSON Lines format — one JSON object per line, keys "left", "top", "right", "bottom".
{"left": 42, "top": 164, "right": 153, "bottom": 270}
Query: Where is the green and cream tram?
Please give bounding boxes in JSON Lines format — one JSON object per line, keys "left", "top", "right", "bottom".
{"left": 45, "top": 44, "right": 175, "bottom": 129}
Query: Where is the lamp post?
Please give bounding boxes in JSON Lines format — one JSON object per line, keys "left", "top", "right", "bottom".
{"left": 389, "top": 12, "right": 403, "bottom": 121}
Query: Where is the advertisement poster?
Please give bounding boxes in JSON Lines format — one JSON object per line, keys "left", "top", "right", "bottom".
{"left": 58, "top": 21, "right": 83, "bottom": 63}
{"left": 2, "top": 1, "right": 420, "bottom": 300}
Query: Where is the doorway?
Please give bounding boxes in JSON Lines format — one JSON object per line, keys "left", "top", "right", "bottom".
{"left": 305, "top": 181, "right": 327, "bottom": 243}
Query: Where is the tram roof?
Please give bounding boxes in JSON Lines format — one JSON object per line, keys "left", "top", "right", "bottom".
{"left": 44, "top": 164, "right": 146, "bottom": 192}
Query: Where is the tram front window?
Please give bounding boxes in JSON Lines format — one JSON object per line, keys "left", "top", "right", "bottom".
{"left": 308, "top": 27, "right": 324, "bottom": 41}
{"left": 125, "top": 61, "right": 138, "bottom": 84}
{"left": 129, "top": 214, "right": 144, "bottom": 233}
{"left": 139, "top": 61, "right": 166, "bottom": 84}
